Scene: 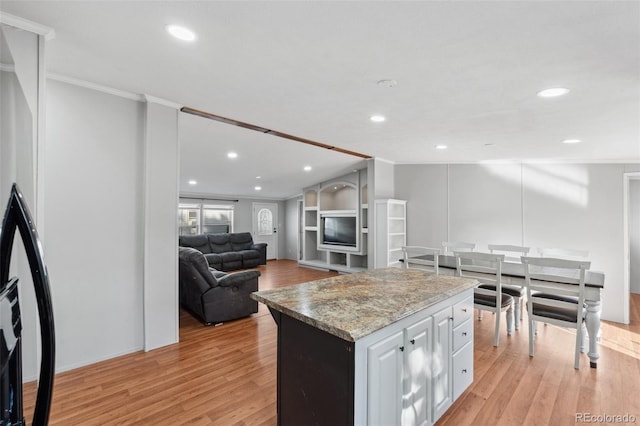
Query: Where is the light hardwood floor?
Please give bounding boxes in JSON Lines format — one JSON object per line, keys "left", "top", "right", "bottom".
{"left": 23, "top": 260, "right": 640, "bottom": 425}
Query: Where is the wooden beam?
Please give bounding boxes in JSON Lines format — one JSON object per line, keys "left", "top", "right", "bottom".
{"left": 180, "top": 106, "right": 372, "bottom": 159}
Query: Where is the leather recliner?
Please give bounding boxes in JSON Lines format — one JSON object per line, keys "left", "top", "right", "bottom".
{"left": 178, "top": 247, "right": 260, "bottom": 324}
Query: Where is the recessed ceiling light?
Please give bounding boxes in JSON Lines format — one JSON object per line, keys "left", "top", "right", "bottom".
{"left": 188, "top": 180, "right": 197, "bottom": 185}
{"left": 227, "top": 152, "right": 238, "bottom": 159}
{"left": 166, "top": 25, "right": 196, "bottom": 42}
{"left": 562, "top": 139, "right": 581, "bottom": 144}
{"left": 435, "top": 144, "right": 448, "bottom": 150}
{"left": 254, "top": 186, "right": 262, "bottom": 191}
{"left": 256, "top": 176, "right": 261, "bottom": 179}
{"left": 537, "top": 87, "right": 570, "bottom": 98}
{"left": 303, "top": 165, "right": 312, "bottom": 172}
{"left": 370, "top": 115, "right": 386, "bottom": 123}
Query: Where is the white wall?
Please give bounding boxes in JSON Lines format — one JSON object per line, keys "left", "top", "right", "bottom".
{"left": 143, "top": 100, "right": 179, "bottom": 350}
{"left": 396, "top": 162, "right": 639, "bottom": 323}
{"left": 284, "top": 196, "right": 302, "bottom": 260}
{"left": 44, "top": 80, "right": 146, "bottom": 371}
{"left": 630, "top": 179, "right": 640, "bottom": 294}
{"left": 393, "top": 164, "right": 448, "bottom": 249}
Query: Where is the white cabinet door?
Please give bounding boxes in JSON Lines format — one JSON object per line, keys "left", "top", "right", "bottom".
{"left": 403, "top": 317, "right": 432, "bottom": 426}
{"left": 368, "top": 330, "right": 404, "bottom": 426}
{"left": 432, "top": 307, "right": 453, "bottom": 421}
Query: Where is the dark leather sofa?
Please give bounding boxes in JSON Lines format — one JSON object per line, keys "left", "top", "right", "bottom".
{"left": 178, "top": 232, "right": 267, "bottom": 271}
{"left": 178, "top": 247, "right": 260, "bottom": 324}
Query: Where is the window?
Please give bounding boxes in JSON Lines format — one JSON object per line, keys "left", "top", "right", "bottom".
{"left": 178, "top": 204, "right": 200, "bottom": 235}
{"left": 202, "top": 204, "right": 233, "bottom": 234}
{"left": 178, "top": 203, "right": 234, "bottom": 235}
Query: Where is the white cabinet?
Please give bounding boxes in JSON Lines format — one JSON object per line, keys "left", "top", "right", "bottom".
{"left": 374, "top": 199, "right": 407, "bottom": 268}
{"left": 452, "top": 296, "right": 474, "bottom": 400}
{"left": 367, "top": 317, "right": 433, "bottom": 426}
{"left": 367, "top": 330, "right": 404, "bottom": 425}
{"left": 360, "top": 289, "right": 474, "bottom": 426}
{"left": 299, "top": 170, "right": 369, "bottom": 273}
{"left": 404, "top": 317, "right": 432, "bottom": 426}
{"left": 432, "top": 307, "right": 453, "bottom": 420}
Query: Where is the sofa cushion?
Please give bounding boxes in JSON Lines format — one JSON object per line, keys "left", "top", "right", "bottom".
{"left": 204, "top": 253, "right": 223, "bottom": 269}
{"left": 208, "top": 234, "right": 232, "bottom": 254}
{"left": 220, "top": 252, "right": 242, "bottom": 262}
{"left": 230, "top": 232, "right": 254, "bottom": 251}
{"left": 179, "top": 235, "right": 212, "bottom": 254}
{"left": 239, "top": 249, "right": 259, "bottom": 260}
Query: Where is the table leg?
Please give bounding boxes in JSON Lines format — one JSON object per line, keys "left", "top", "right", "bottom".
{"left": 585, "top": 299, "right": 601, "bottom": 368}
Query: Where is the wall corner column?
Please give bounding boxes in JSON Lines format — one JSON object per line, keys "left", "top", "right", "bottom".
{"left": 142, "top": 96, "right": 181, "bottom": 350}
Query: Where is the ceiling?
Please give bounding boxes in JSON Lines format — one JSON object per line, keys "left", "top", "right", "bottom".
{"left": 1, "top": 1, "right": 638, "bottom": 199}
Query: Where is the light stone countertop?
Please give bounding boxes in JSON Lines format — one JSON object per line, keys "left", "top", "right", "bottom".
{"left": 251, "top": 267, "right": 478, "bottom": 342}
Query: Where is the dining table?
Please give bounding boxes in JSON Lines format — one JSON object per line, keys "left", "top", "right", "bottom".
{"left": 402, "top": 253, "right": 605, "bottom": 368}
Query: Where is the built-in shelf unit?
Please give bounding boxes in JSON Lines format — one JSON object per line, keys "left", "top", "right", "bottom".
{"left": 374, "top": 199, "right": 407, "bottom": 268}
{"left": 300, "top": 169, "right": 369, "bottom": 273}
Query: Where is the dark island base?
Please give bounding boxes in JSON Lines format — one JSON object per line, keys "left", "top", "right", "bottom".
{"left": 269, "top": 308, "right": 356, "bottom": 425}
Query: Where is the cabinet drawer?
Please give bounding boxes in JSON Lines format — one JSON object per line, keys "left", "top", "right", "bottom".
{"left": 452, "top": 319, "right": 473, "bottom": 352}
{"left": 452, "top": 342, "right": 473, "bottom": 401}
{"left": 453, "top": 296, "right": 473, "bottom": 328}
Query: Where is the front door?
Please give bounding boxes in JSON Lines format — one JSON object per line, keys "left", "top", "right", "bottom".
{"left": 253, "top": 202, "right": 278, "bottom": 260}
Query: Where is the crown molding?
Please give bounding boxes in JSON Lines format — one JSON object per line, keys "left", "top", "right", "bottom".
{"left": 143, "top": 95, "right": 182, "bottom": 110}
{"left": 0, "top": 12, "right": 55, "bottom": 40}
{"left": 47, "top": 73, "right": 143, "bottom": 101}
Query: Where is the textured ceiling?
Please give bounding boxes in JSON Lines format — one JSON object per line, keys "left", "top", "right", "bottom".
{"left": 1, "top": 1, "right": 638, "bottom": 198}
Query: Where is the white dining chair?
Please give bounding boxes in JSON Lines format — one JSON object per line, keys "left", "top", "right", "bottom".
{"left": 401, "top": 246, "right": 441, "bottom": 274}
{"left": 442, "top": 241, "right": 475, "bottom": 255}
{"left": 455, "top": 251, "right": 513, "bottom": 347}
{"left": 521, "top": 256, "right": 591, "bottom": 369}
{"left": 538, "top": 247, "right": 589, "bottom": 261}
{"left": 486, "top": 244, "right": 531, "bottom": 326}
{"left": 488, "top": 244, "right": 530, "bottom": 262}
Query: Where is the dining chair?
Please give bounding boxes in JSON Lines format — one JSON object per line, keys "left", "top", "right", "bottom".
{"left": 538, "top": 247, "right": 589, "bottom": 260}
{"left": 455, "top": 251, "right": 513, "bottom": 347}
{"left": 521, "top": 256, "right": 591, "bottom": 369}
{"left": 486, "top": 244, "right": 531, "bottom": 327}
{"left": 442, "top": 241, "right": 475, "bottom": 255}
{"left": 401, "top": 246, "right": 441, "bottom": 273}
{"left": 488, "top": 244, "right": 530, "bottom": 262}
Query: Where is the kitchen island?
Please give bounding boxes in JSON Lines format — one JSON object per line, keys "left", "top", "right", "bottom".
{"left": 251, "top": 267, "right": 478, "bottom": 426}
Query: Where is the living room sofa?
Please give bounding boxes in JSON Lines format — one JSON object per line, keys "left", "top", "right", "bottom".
{"left": 178, "top": 247, "right": 260, "bottom": 324}
{"left": 178, "top": 232, "right": 267, "bottom": 271}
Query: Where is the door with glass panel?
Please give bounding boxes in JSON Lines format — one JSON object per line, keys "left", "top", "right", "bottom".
{"left": 253, "top": 203, "right": 278, "bottom": 260}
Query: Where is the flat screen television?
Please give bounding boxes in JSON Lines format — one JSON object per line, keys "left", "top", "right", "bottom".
{"left": 321, "top": 216, "right": 357, "bottom": 247}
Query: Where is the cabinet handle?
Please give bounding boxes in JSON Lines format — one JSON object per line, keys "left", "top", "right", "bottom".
{"left": 462, "top": 369, "right": 467, "bottom": 373}
{"left": 461, "top": 308, "right": 467, "bottom": 313}
{"left": 462, "top": 332, "right": 467, "bottom": 336}
{"left": 399, "top": 346, "right": 405, "bottom": 352}
{"left": 410, "top": 339, "right": 415, "bottom": 345}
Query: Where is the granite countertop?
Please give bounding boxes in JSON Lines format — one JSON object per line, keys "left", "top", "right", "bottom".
{"left": 250, "top": 267, "right": 478, "bottom": 342}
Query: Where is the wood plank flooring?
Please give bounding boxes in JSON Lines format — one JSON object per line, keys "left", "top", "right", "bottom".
{"left": 23, "top": 260, "right": 640, "bottom": 425}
